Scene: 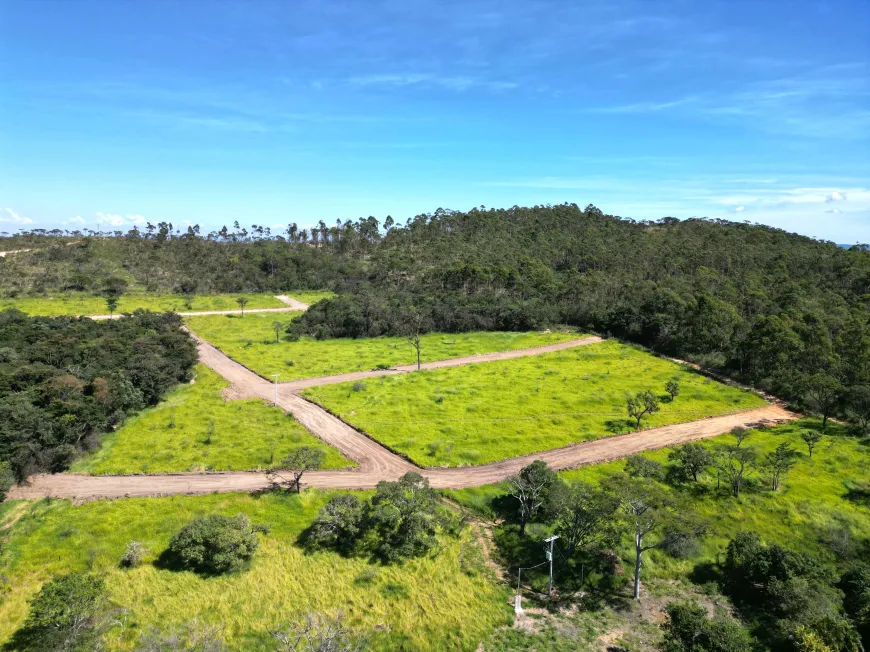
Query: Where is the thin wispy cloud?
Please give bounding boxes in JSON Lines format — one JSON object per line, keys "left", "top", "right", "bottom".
{"left": 0, "top": 208, "right": 34, "bottom": 224}
{"left": 348, "top": 73, "right": 517, "bottom": 92}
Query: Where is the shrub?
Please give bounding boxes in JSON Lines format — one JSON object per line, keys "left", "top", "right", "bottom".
{"left": 624, "top": 454, "right": 665, "bottom": 480}
{"left": 120, "top": 540, "right": 147, "bottom": 568}
{"left": 351, "top": 381, "right": 366, "bottom": 392}
{"left": 662, "top": 601, "right": 752, "bottom": 652}
{"left": 308, "top": 494, "right": 367, "bottom": 554}
{"left": 11, "top": 571, "right": 108, "bottom": 651}
{"left": 166, "top": 514, "right": 268, "bottom": 575}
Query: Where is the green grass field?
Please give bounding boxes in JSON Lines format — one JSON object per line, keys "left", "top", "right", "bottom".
{"left": 288, "top": 290, "right": 335, "bottom": 305}
{"left": 71, "top": 364, "right": 352, "bottom": 474}
{"left": 0, "top": 292, "right": 287, "bottom": 316}
{"left": 445, "top": 419, "right": 870, "bottom": 591}
{"left": 184, "top": 316, "right": 581, "bottom": 381}
{"left": 302, "top": 340, "right": 767, "bottom": 466}
{"left": 0, "top": 492, "right": 510, "bottom": 651}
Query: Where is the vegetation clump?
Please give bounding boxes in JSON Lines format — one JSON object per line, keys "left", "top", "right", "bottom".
{"left": 166, "top": 514, "right": 269, "bottom": 575}
{"left": 308, "top": 472, "right": 456, "bottom": 563}
{"left": 9, "top": 571, "right": 109, "bottom": 651}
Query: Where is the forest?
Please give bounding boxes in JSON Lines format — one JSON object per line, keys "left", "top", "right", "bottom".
{"left": 3, "top": 204, "right": 868, "bottom": 431}
{"left": 0, "top": 310, "right": 197, "bottom": 485}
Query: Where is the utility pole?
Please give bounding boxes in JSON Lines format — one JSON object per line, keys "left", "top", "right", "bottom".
{"left": 271, "top": 374, "right": 280, "bottom": 405}
{"left": 544, "top": 535, "right": 559, "bottom": 597}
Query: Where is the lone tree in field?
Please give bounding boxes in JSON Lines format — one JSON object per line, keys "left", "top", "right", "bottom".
{"left": 102, "top": 276, "right": 127, "bottom": 317}
{"left": 272, "top": 320, "right": 285, "bottom": 343}
{"left": 669, "top": 443, "right": 714, "bottom": 483}
{"left": 800, "top": 430, "right": 823, "bottom": 458}
{"left": 236, "top": 296, "right": 249, "bottom": 316}
{"left": 605, "top": 475, "right": 703, "bottom": 600}
{"left": 627, "top": 390, "right": 660, "bottom": 430}
{"left": 10, "top": 571, "right": 109, "bottom": 651}
{"left": 507, "top": 460, "right": 557, "bottom": 535}
{"left": 762, "top": 442, "right": 799, "bottom": 492}
{"left": 665, "top": 380, "right": 680, "bottom": 402}
{"left": 167, "top": 514, "right": 268, "bottom": 575}
{"left": 269, "top": 446, "right": 326, "bottom": 493}
{"left": 716, "top": 444, "right": 756, "bottom": 497}
{"left": 404, "top": 311, "right": 425, "bottom": 370}
{"left": 802, "top": 372, "right": 843, "bottom": 430}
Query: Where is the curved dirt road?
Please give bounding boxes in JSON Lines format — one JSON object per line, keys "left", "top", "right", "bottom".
{"left": 8, "top": 328, "right": 795, "bottom": 500}
{"left": 10, "top": 405, "right": 792, "bottom": 500}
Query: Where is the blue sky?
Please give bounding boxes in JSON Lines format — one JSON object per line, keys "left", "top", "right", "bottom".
{"left": 1, "top": 0, "right": 868, "bottom": 242}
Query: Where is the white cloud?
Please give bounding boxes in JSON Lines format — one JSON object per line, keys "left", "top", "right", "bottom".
{"left": 65, "top": 216, "right": 86, "bottom": 225}
{"left": 734, "top": 205, "right": 745, "bottom": 212}
{"left": 0, "top": 208, "right": 34, "bottom": 224}
{"left": 96, "top": 211, "right": 146, "bottom": 226}
{"left": 825, "top": 208, "right": 843, "bottom": 214}
{"left": 825, "top": 191, "right": 846, "bottom": 202}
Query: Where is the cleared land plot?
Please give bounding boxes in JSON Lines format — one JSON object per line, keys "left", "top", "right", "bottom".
{"left": 184, "top": 315, "right": 580, "bottom": 380}
{"left": 0, "top": 292, "right": 285, "bottom": 316}
{"left": 71, "top": 364, "right": 352, "bottom": 474}
{"left": 286, "top": 290, "right": 335, "bottom": 305}
{"left": 302, "top": 340, "right": 767, "bottom": 467}
{"left": 0, "top": 492, "right": 510, "bottom": 651}
{"left": 446, "top": 419, "right": 870, "bottom": 591}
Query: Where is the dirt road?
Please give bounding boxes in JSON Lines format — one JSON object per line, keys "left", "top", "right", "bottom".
{"left": 278, "top": 336, "right": 603, "bottom": 391}
{"left": 9, "top": 405, "right": 793, "bottom": 500}
{"left": 8, "top": 328, "right": 795, "bottom": 500}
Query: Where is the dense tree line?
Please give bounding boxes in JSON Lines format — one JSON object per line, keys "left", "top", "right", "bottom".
{"left": 0, "top": 310, "right": 197, "bottom": 481}
{"left": 3, "top": 204, "right": 869, "bottom": 425}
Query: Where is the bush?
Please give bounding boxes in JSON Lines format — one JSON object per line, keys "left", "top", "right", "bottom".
{"left": 166, "top": 514, "right": 268, "bottom": 575}
{"left": 307, "top": 494, "right": 367, "bottom": 554}
{"left": 120, "top": 540, "right": 147, "bottom": 568}
{"left": 11, "top": 571, "right": 108, "bottom": 651}
{"left": 662, "top": 601, "right": 752, "bottom": 652}
{"left": 624, "top": 454, "right": 664, "bottom": 480}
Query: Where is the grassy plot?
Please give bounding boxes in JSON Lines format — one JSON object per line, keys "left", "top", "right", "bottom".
{"left": 445, "top": 419, "right": 870, "bottom": 592}
{"left": 71, "top": 364, "right": 351, "bottom": 474}
{"left": 302, "top": 340, "right": 766, "bottom": 467}
{"left": 287, "top": 290, "right": 336, "bottom": 305}
{"left": 0, "top": 292, "right": 286, "bottom": 316}
{"left": 0, "top": 492, "right": 510, "bottom": 651}
{"left": 185, "top": 314, "right": 580, "bottom": 380}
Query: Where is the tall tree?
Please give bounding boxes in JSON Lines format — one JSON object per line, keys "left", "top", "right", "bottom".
{"left": 236, "top": 296, "right": 249, "bottom": 317}
{"left": 800, "top": 430, "right": 823, "bottom": 458}
{"left": 548, "top": 481, "right": 618, "bottom": 559}
{"left": 605, "top": 475, "right": 703, "bottom": 600}
{"left": 668, "top": 443, "right": 713, "bottom": 483}
{"left": 762, "top": 442, "right": 799, "bottom": 491}
{"left": 627, "top": 390, "right": 660, "bottom": 430}
{"left": 802, "top": 372, "right": 844, "bottom": 430}
{"left": 506, "top": 460, "right": 557, "bottom": 535}
{"left": 268, "top": 447, "right": 326, "bottom": 493}
{"left": 716, "top": 444, "right": 756, "bottom": 497}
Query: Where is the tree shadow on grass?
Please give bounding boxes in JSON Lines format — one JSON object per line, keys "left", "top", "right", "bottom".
{"left": 843, "top": 479, "right": 870, "bottom": 506}
{"left": 604, "top": 419, "right": 633, "bottom": 435}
